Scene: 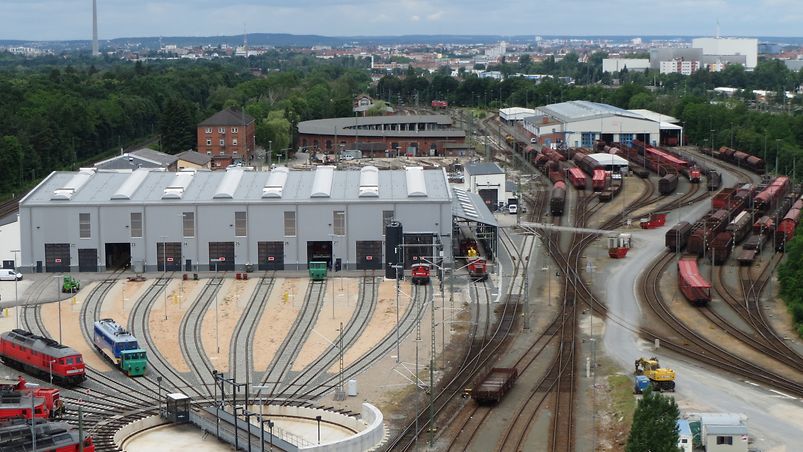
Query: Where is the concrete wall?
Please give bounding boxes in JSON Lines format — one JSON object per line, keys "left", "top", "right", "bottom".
{"left": 114, "top": 414, "right": 170, "bottom": 449}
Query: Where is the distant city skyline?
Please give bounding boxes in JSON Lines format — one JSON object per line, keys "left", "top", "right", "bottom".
{"left": 1, "top": 0, "right": 802, "bottom": 41}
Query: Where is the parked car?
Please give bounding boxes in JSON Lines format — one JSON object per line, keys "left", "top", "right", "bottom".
{"left": 508, "top": 204, "right": 518, "bottom": 214}
{"left": 0, "top": 269, "right": 22, "bottom": 281}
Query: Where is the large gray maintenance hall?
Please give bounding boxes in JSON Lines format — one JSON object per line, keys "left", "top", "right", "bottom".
{"left": 19, "top": 166, "right": 495, "bottom": 274}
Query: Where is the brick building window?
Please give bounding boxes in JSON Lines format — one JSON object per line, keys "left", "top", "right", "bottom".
{"left": 218, "top": 127, "right": 225, "bottom": 133}
{"left": 231, "top": 127, "right": 238, "bottom": 133}
{"left": 205, "top": 127, "right": 212, "bottom": 133}
{"left": 232, "top": 139, "right": 238, "bottom": 146}
{"left": 219, "top": 139, "right": 225, "bottom": 146}
{"left": 206, "top": 139, "right": 212, "bottom": 146}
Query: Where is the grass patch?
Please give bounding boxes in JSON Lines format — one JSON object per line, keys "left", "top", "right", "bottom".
{"left": 608, "top": 374, "right": 636, "bottom": 429}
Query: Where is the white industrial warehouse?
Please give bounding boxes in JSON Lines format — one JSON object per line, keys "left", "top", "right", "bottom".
{"left": 18, "top": 166, "right": 496, "bottom": 274}
{"left": 522, "top": 101, "right": 683, "bottom": 148}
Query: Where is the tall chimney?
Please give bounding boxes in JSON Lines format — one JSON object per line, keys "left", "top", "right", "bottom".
{"left": 92, "top": 0, "right": 99, "bottom": 56}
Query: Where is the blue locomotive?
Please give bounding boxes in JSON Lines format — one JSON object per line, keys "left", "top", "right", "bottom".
{"left": 92, "top": 319, "right": 147, "bottom": 376}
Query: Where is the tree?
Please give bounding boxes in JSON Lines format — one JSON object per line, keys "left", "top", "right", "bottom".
{"left": 255, "top": 110, "right": 291, "bottom": 157}
{"left": 626, "top": 388, "right": 680, "bottom": 452}
{"left": 159, "top": 98, "right": 197, "bottom": 153}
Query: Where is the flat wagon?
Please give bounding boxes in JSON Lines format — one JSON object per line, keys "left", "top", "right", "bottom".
{"left": 470, "top": 367, "right": 518, "bottom": 405}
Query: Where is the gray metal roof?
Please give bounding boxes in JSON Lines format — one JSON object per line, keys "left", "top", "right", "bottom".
{"left": 94, "top": 148, "right": 178, "bottom": 170}
{"left": 452, "top": 188, "right": 497, "bottom": 227}
{"left": 1, "top": 330, "right": 81, "bottom": 359}
{"left": 176, "top": 150, "right": 212, "bottom": 166}
{"left": 539, "top": 101, "right": 646, "bottom": 123}
{"left": 199, "top": 108, "right": 255, "bottom": 126}
{"left": 22, "top": 166, "right": 452, "bottom": 207}
{"left": 705, "top": 424, "right": 748, "bottom": 435}
{"left": 297, "top": 115, "right": 465, "bottom": 139}
{"left": 465, "top": 162, "right": 504, "bottom": 176}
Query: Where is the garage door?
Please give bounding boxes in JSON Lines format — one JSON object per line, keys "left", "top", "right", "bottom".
{"left": 478, "top": 189, "right": 498, "bottom": 211}
{"left": 44, "top": 243, "right": 70, "bottom": 273}
{"left": 403, "top": 234, "right": 433, "bottom": 269}
{"left": 258, "top": 241, "right": 284, "bottom": 271}
{"left": 78, "top": 249, "right": 98, "bottom": 272}
{"left": 156, "top": 242, "right": 182, "bottom": 271}
{"left": 209, "top": 242, "right": 235, "bottom": 271}
{"left": 356, "top": 241, "right": 383, "bottom": 270}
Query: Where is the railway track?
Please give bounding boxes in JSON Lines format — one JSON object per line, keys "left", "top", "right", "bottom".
{"left": 639, "top": 251, "right": 803, "bottom": 396}
{"left": 276, "top": 276, "right": 378, "bottom": 404}
{"left": 386, "top": 229, "right": 533, "bottom": 451}
{"left": 258, "top": 280, "right": 327, "bottom": 402}
{"left": 178, "top": 276, "right": 225, "bottom": 399}
{"left": 229, "top": 275, "right": 275, "bottom": 390}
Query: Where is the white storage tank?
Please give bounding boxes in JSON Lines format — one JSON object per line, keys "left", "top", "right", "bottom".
{"left": 347, "top": 379, "right": 358, "bottom": 396}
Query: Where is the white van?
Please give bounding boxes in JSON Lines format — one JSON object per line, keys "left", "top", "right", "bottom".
{"left": 0, "top": 269, "right": 22, "bottom": 281}
{"left": 508, "top": 204, "right": 518, "bottom": 215}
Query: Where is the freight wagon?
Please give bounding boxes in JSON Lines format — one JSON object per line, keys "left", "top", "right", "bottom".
{"left": 470, "top": 367, "right": 518, "bottom": 404}
{"left": 567, "top": 167, "right": 587, "bottom": 189}
{"left": 592, "top": 169, "right": 607, "bottom": 192}
{"left": 726, "top": 211, "right": 753, "bottom": 244}
{"left": 665, "top": 222, "right": 692, "bottom": 252}
{"left": 550, "top": 181, "right": 567, "bottom": 216}
{"left": 775, "top": 198, "right": 803, "bottom": 251}
{"left": 658, "top": 173, "right": 679, "bottom": 195}
{"left": 743, "top": 234, "right": 768, "bottom": 251}
{"left": 752, "top": 215, "right": 774, "bottom": 235}
{"left": 678, "top": 258, "right": 712, "bottom": 305}
{"left": 709, "top": 232, "right": 734, "bottom": 265}
{"left": 754, "top": 176, "right": 790, "bottom": 211}
{"left": 737, "top": 249, "right": 758, "bottom": 266}
{"left": 573, "top": 152, "right": 601, "bottom": 176}
{"left": 706, "top": 170, "right": 722, "bottom": 191}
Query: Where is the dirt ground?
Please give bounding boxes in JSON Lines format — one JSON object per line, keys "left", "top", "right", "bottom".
{"left": 251, "top": 278, "right": 307, "bottom": 372}
{"left": 199, "top": 278, "right": 256, "bottom": 372}
{"left": 293, "top": 277, "right": 358, "bottom": 371}
{"left": 147, "top": 278, "right": 205, "bottom": 373}
{"left": 328, "top": 278, "right": 412, "bottom": 373}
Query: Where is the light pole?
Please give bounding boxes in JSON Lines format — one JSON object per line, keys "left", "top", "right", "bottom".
{"left": 53, "top": 275, "right": 63, "bottom": 343}
{"left": 675, "top": 193, "right": 684, "bottom": 258}
{"left": 157, "top": 376, "right": 162, "bottom": 416}
{"left": 268, "top": 140, "right": 272, "bottom": 167}
{"left": 775, "top": 139, "right": 781, "bottom": 175}
{"left": 49, "top": 359, "right": 55, "bottom": 385}
{"left": 160, "top": 236, "right": 167, "bottom": 320}
{"left": 10, "top": 249, "right": 19, "bottom": 330}
{"left": 710, "top": 129, "right": 715, "bottom": 157}
{"left": 211, "top": 258, "right": 223, "bottom": 354}
{"left": 315, "top": 415, "right": 322, "bottom": 445}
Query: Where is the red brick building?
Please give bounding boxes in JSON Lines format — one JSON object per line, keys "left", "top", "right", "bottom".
{"left": 197, "top": 108, "right": 256, "bottom": 168}
{"left": 297, "top": 115, "right": 467, "bottom": 157}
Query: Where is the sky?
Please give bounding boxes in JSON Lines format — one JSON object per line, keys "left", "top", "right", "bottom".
{"left": 1, "top": 0, "right": 802, "bottom": 41}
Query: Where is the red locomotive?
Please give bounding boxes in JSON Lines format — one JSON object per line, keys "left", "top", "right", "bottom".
{"left": 0, "top": 419, "right": 94, "bottom": 451}
{"left": 411, "top": 263, "right": 431, "bottom": 285}
{"left": 0, "top": 330, "right": 86, "bottom": 386}
{"left": 0, "top": 376, "right": 64, "bottom": 421}
{"left": 464, "top": 246, "right": 488, "bottom": 281}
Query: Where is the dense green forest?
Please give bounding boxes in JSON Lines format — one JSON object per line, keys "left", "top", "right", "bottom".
{"left": 778, "top": 233, "right": 803, "bottom": 337}
{"left": 0, "top": 52, "right": 371, "bottom": 196}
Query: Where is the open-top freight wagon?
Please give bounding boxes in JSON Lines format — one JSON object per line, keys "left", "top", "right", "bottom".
{"left": 470, "top": 367, "right": 518, "bottom": 404}
{"left": 678, "top": 258, "right": 712, "bottom": 305}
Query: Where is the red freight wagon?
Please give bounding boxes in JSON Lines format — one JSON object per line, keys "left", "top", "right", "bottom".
{"left": 712, "top": 188, "right": 736, "bottom": 210}
{"left": 776, "top": 207, "right": 802, "bottom": 245}
{"left": 592, "top": 169, "right": 607, "bottom": 192}
{"left": 678, "top": 258, "right": 711, "bottom": 305}
{"left": 753, "top": 215, "right": 774, "bottom": 234}
{"left": 567, "top": 167, "right": 587, "bottom": 189}
{"left": 754, "top": 176, "right": 790, "bottom": 211}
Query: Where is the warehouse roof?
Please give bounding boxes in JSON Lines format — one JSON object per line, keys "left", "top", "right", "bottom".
{"left": 21, "top": 166, "right": 452, "bottom": 207}
{"left": 176, "top": 150, "right": 212, "bottom": 166}
{"left": 538, "top": 101, "right": 645, "bottom": 123}
{"left": 452, "top": 188, "right": 497, "bottom": 227}
{"left": 94, "top": 148, "right": 177, "bottom": 170}
{"left": 465, "top": 162, "right": 504, "bottom": 176}
{"left": 297, "top": 115, "right": 465, "bottom": 139}
{"left": 587, "top": 153, "right": 630, "bottom": 167}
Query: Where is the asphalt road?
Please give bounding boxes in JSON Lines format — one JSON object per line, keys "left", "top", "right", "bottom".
{"left": 601, "top": 163, "right": 803, "bottom": 450}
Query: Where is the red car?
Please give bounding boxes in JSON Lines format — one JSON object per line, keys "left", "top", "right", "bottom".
{"left": 0, "top": 330, "right": 86, "bottom": 385}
